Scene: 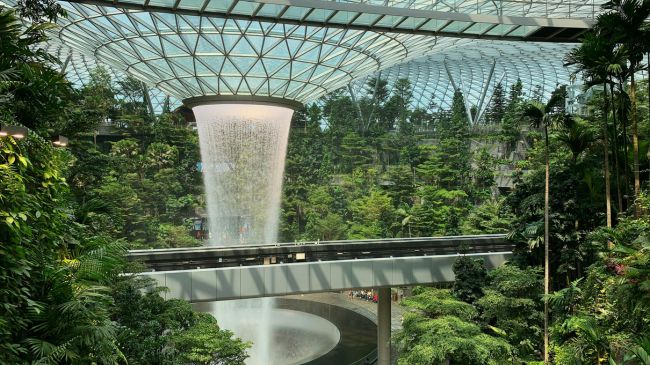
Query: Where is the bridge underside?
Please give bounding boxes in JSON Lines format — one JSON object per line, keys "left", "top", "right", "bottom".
{"left": 140, "top": 251, "right": 511, "bottom": 302}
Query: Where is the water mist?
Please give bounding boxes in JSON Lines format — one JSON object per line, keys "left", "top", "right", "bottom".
{"left": 192, "top": 102, "right": 293, "bottom": 365}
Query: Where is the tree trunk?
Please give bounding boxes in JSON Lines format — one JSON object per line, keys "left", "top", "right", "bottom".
{"left": 620, "top": 79, "right": 630, "bottom": 212}
{"left": 631, "top": 72, "right": 640, "bottom": 217}
{"left": 543, "top": 124, "right": 550, "bottom": 365}
{"left": 609, "top": 80, "right": 623, "bottom": 214}
{"left": 604, "top": 83, "right": 612, "bottom": 230}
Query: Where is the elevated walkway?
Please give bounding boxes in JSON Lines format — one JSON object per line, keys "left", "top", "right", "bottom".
{"left": 128, "top": 234, "right": 511, "bottom": 270}
{"left": 133, "top": 235, "right": 512, "bottom": 302}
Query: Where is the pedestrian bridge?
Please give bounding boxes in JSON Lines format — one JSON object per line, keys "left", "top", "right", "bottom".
{"left": 132, "top": 234, "right": 513, "bottom": 302}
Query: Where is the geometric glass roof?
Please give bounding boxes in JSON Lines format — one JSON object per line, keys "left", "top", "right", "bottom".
{"left": 53, "top": 2, "right": 437, "bottom": 103}
{"left": 67, "top": 0, "right": 597, "bottom": 41}
{"left": 5, "top": 0, "right": 606, "bottom": 107}
{"left": 352, "top": 39, "right": 575, "bottom": 123}
{"left": 41, "top": 42, "right": 181, "bottom": 113}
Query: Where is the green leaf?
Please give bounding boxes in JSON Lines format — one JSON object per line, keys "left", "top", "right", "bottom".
{"left": 631, "top": 345, "right": 650, "bottom": 365}
{"left": 6, "top": 216, "right": 14, "bottom": 224}
{"left": 18, "top": 155, "right": 27, "bottom": 167}
{"left": 8, "top": 155, "right": 15, "bottom": 164}
{"left": 487, "top": 325, "right": 507, "bottom": 337}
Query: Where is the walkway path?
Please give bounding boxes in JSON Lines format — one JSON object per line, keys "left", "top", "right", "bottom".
{"left": 282, "top": 292, "right": 404, "bottom": 330}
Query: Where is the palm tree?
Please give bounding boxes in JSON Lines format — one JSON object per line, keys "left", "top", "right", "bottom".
{"left": 565, "top": 31, "right": 620, "bottom": 228}
{"left": 598, "top": 0, "right": 650, "bottom": 216}
{"left": 556, "top": 115, "right": 595, "bottom": 165}
{"left": 607, "top": 59, "right": 628, "bottom": 214}
{"left": 522, "top": 89, "right": 565, "bottom": 364}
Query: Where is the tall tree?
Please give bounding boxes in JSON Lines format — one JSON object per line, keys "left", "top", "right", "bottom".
{"left": 565, "top": 31, "right": 622, "bottom": 228}
{"left": 598, "top": 0, "right": 650, "bottom": 216}
{"left": 522, "top": 86, "right": 566, "bottom": 364}
{"left": 395, "top": 288, "right": 512, "bottom": 365}
{"left": 486, "top": 82, "right": 506, "bottom": 124}
{"left": 435, "top": 90, "right": 471, "bottom": 188}
{"left": 508, "top": 79, "right": 524, "bottom": 109}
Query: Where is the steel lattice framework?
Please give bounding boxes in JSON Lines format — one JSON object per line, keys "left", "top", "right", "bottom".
{"left": 51, "top": 3, "right": 439, "bottom": 103}
{"left": 352, "top": 39, "right": 574, "bottom": 123}
{"left": 2, "top": 0, "right": 611, "bottom": 111}
{"left": 63, "top": 0, "right": 597, "bottom": 41}
{"left": 42, "top": 43, "right": 181, "bottom": 113}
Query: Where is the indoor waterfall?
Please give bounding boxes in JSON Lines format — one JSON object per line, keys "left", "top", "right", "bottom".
{"left": 193, "top": 102, "right": 293, "bottom": 364}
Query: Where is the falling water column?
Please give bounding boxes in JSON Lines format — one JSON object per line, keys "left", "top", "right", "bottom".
{"left": 188, "top": 97, "right": 298, "bottom": 246}
{"left": 188, "top": 97, "right": 298, "bottom": 365}
{"left": 377, "top": 287, "right": 391, "bottom": 365}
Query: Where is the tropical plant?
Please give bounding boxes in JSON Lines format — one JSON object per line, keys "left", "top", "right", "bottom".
{"left": 452, "top": 255, "right": 487, "bottom": 305}
{"left": 395, "top": 287, "right": 512, "bottom": 365}
{"left": 597, "top": 0, "right": 650, "bottom": 216}
{"left": 111, "top": 277, "right": 250, "bottom": 365}
{"left": 477, "top": 265, "right": 544, "bottom": 362}
{"left": 522, "top": 87, "right": 567, "bottom": 363}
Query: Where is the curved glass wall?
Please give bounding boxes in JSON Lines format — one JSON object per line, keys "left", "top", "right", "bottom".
{"left": 352, "top": 39, "right": 573, "bottom": 120}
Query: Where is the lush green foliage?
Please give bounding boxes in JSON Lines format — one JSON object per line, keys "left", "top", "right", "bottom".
{"left": 452, "top": 255, "right": 487, "bottom": 304}
{"left": 0, "top": 131, "right": 123, "bottom": 363}
{"left": 67, "top": 75, "right": 203, "bottom": 249}
{"left": 477, "top": 265, "right": 544, "bottom": 361}
{"left": 550, "top": 214, "right": 650, "bottom": 364}
{"left": 112, "top": 278, "right": 250, "bottom": 365}
{"left": 395, "top": 287, "right": 512, "bottom": 365}
{"left": 0, "top": 8, "right": 246, "bottom": 363}
{"left": 281, "top": 80, "right": 510, "bottom": 242}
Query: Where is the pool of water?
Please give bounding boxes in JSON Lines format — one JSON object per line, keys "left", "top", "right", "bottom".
{"left": 194, "top": 298, "right": 377, "bottom": 365}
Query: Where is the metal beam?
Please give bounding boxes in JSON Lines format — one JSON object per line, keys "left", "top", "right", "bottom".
{"left": 141, "top": 82, "right": 155, "bottom": 117}
{"left": 347, "top": 83, "right": 363, "bottom": 120}
{"left": 68, "top": 0, "right": 594, "bottom": 42}
{"left": 59, "top": 53, "right": 72, "bottom": 75}
{"left": 443, "top": 61, "right": 459, "bottom": 91}
{"left": 474, "top": 58, "right": 497, "bottom": 125}
{"left": 366, "top": 71, "right": 382, "bottom": 130}
{"left": 77, "top": 0, "right": 596, "bottom": 28}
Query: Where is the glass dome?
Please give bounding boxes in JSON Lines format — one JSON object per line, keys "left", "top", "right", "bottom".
{"left": 4, "top": 0, "right": 608, "bottom": 107}
{"left": 352, "top": 38, "right": 575, "bottom": 123}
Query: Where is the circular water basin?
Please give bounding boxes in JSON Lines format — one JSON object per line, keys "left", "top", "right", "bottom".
{"left": 194, "top": 297, "right": 377, "bottom": 365}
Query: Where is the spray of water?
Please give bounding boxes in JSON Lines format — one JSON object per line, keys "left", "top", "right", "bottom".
{"left": 194, "top": 303, "right": 342, "bottom": 365}
{"left": 192, "top": 103, "right": 293, "bottom": 364}
{"left": 194, "top": 103, "right": 292, "bottom": 246}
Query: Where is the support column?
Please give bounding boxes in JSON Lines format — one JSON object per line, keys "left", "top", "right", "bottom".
{"left": 377, "top": 287, "right": 391, "bottom": 365}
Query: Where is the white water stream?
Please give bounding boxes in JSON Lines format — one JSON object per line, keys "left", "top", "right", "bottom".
{"left": 193, "top": 103, "right": 293, "bottom": 364}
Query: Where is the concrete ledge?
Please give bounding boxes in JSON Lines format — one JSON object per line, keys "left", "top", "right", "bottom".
{"left": 141, "top": 251, "right": 511, "bottom": 302}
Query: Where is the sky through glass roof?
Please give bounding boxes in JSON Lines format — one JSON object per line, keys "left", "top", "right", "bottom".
{"left": 40, "top": 42, "right": 181, "bottom": 113}
{"left": 1, "top": 0, "right": 612, "bottom": 110}
{"left": 352, "top": 38, "right": 575, "bottom": 123}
